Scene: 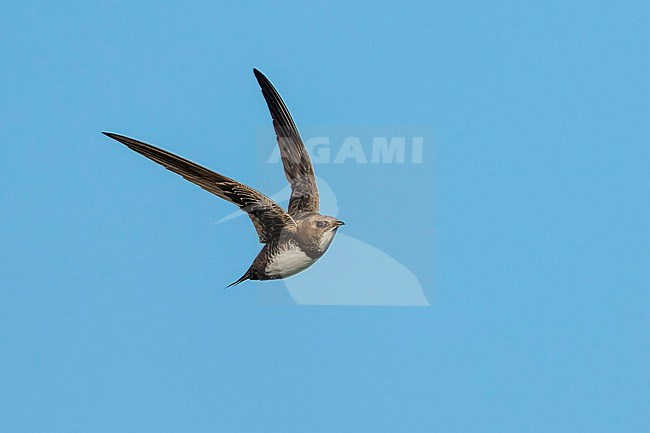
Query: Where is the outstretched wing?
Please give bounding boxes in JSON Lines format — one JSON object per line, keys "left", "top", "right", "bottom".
{"left": 103, "top": 132, "right": 295, "bottom": 243}
{"left": 253, "top": 68, "right": 319, "bottom": 215}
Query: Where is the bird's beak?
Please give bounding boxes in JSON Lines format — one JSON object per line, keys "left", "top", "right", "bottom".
{"left": 335, "top": 220, "right": 345, "bottom": 226}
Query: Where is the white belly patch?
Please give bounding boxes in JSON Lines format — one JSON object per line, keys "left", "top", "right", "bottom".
{"left": 265, "top": 245, "right": 315, "bottom": 278}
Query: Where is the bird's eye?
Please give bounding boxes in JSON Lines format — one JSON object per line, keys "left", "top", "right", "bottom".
{"left": 316, "top": 221, "right": 326, "bottom": 228}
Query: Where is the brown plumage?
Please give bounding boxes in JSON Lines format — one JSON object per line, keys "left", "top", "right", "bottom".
{"left": 103, "top": 68, "right": 344, "bottom": 287}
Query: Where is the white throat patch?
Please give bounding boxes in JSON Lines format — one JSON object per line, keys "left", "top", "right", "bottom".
{"left": 317, "top": 229, "right": 336, "bottom": 252}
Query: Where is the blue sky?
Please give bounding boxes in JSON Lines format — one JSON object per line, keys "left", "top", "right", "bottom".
{"left": 1, "top": 1, "right": 649, "bottom": 431}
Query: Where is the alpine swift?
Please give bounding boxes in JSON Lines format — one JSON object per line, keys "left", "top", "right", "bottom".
{"left": 103, "top": 68, "right": 344, "bottom": 287}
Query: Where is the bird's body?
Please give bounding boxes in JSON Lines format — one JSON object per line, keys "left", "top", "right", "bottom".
{"left": 263, "top": 241, "right": 313, "bottom": 279}
{"left": 245, "top": 212, "right": 343, "bottom": 282}
{"left": 103, "top": 69, "right": 343, "bottom": 287}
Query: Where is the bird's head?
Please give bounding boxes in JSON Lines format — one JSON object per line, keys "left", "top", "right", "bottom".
{"left": 295, "top": 214, "right": 345, "bottom": 253}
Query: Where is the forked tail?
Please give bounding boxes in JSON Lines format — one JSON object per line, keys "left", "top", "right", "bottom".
{"left": 226, "top": 268, "right": 253, "bottom": 288}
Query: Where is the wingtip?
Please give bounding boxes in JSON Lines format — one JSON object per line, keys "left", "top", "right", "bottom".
{"left": 101, "top": 132, "right": 136, "bottom": 149}
{"left": 252, "top": 67, "right": 269, "bottom": 84}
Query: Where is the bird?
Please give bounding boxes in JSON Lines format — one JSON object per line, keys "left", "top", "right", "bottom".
{"left": 103, "top": 68, "right": 345, "bottom": 287}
